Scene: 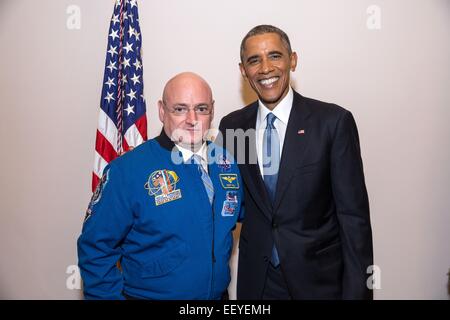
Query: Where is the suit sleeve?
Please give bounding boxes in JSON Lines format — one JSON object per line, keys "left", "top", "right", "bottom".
{"left": 218, "top": 117, "right": 228, "bottom": 152}
{"left": 218, "top": 117, "right": 227, "bottom": 136}
{"left": 330, "top": 110, "right": 373, "bottom": 299}
{"left": 77, "top": 163, "right": 134, "bottom": 300}
{"left": 237, "top": 167, "right": 245, "bottom": 223}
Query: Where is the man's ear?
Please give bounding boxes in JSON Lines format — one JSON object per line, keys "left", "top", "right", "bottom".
{"left": 290, "top": 52, "right": 298, "bottom": 72}
{"left": 210, "top": 100, "right": 215, "bottom": 122}
{"left": 239, "top": 63, "right": 248, "bottom": 80}
{"left": 158, "top": 100, "right": 165, "bottom": 123}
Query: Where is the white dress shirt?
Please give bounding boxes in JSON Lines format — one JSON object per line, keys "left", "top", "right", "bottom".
{"left": 177, "top": 142, "right": 209, "bottom": 173}
{"left": 256, "top": 87, "right": 294, "bottom": 176}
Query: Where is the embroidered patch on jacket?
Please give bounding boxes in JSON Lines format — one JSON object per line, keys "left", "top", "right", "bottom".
{"left": 225, "top": 191, "right": 238, "bottom": 202}
{"left": 217, "top": 155, "right": 231, "bottom": 172}
{"left": 219, "top": 174, "right": 239, "bottom": 189}
{"left": 221, "top": 191, "right": 238, "bottom": 217}
{"left": 85, "top": 169, "right": 110, "bottom": 222}
{"left": 144, "top": 169, "right": 182, "bottom": 206}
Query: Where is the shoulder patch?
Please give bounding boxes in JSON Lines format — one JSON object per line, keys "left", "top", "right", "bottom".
{"left": 84, "top": 169, "right": 110, "bottom": 222}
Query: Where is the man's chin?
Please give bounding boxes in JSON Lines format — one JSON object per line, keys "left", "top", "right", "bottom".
{"left": 177, "top": 135, "right": 204, "bottom": 150}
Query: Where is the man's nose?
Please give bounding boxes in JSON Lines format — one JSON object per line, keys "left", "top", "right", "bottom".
{"left": 185, "top": 108, "right": 198, "bottom": 124}
{"left": 260, "top": 57, "right": 273, "bottom": 74}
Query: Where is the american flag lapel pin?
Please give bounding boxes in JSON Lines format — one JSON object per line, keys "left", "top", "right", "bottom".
{"left": 298, "top": 129, "right": 305, "bottom": 135}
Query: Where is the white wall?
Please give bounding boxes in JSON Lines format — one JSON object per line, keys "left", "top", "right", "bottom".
{"left": 0, "top": 0, "right": 449, "bottom": 299}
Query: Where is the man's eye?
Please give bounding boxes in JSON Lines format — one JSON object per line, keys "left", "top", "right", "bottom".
{"left": 270, "top": 54, "right": 281, "bottom": 59}
{"left": 174, "top": 107, "right": 186, "bottom": 113}
{"left": 248, "top": 58, "right": 259, "bottom": 65}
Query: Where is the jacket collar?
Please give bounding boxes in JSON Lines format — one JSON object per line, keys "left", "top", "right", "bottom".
{"left": 155, "top": 129, "right": 176, "bottom": 151}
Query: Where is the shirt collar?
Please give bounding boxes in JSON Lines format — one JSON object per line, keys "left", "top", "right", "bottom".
{"left": 156, "top": 129, "right": 208, "bottom": 162}
{"left": 258, "top": 86, "right": 293, "bottom": 126}
{"left": 177, "top": 142, "right": 208, "bottom": 164}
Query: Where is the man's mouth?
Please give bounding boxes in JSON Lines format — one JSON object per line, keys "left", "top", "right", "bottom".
{"left": 259, "top": 77, "right": 279, "bottom": 88}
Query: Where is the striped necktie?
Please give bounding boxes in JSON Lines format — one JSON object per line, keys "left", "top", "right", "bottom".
{"left": 263, "top": 112, "right": 281, "bottom": 267}
{"left": 192, "top": 154, "right": 214, "bottom": 205}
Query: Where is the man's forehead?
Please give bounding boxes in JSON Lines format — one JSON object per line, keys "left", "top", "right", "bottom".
{"left": 165, "top": 89, "right": 211, "bottom": 103}
{"left": 166, "top": 87, "right": 211, "bottom": 103}
{"left": 164, "top": 78, "right": 211, "bottom": 101}
{"left": 243, "top": 33, "right": 286, "bottom": 51}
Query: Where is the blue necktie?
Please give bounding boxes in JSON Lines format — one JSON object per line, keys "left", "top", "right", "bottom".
{"left": 263, "top": 113, "right": 281, "bottom": 267}
{"left": 192, "top": 154, "right": 214, "bottom": 205}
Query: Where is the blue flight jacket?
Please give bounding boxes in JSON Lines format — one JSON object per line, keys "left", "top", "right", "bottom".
{"left": 77, "top": 131, "right": 244, "bottom": 300}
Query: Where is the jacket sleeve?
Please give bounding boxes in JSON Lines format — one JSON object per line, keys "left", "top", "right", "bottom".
{"left": 237, "top": 164, "right": 245, "bottom": 223}
{"left": 220, "top": 117, "right": 245, "bottom": 223}
{"left": 329, "top": 110, "right": 373, "bottom": 299}
{"left": 77, "top": 163, "right": 134, "bottom": 300}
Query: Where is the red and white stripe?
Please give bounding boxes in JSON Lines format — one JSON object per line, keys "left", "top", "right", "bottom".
{"left": 92, "top": 108, "right": 147, "bottom": 191}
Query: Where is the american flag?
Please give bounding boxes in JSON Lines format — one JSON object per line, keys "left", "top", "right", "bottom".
{"left": 93, "top": 0, "right": 148, "bottom": 191}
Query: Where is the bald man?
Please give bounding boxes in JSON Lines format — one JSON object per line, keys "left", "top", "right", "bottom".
{"left": 78, "top": 72, "right": 244, "bottom": 300}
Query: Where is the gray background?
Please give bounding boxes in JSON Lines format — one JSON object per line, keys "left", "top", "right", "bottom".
{"left": 0, "top": 0, "right": 449, "bottom": 299}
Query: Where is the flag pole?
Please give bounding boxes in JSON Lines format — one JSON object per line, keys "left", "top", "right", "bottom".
{"left": 115, "top": 0, "right": 125, "bottom": 155}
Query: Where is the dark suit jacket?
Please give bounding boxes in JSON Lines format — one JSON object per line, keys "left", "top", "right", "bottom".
{"left": 219, "top": 91, "right": 373, "bottom": 299}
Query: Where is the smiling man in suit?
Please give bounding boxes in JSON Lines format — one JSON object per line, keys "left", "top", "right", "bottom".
{"left": 219, "top": 25, "right": 373, "bottom": 299}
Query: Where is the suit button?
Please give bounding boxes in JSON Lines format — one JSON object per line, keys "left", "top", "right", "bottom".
{"left": 263, "top": 256, "right": 269, "bottom": 262}
{"left": 272, "top": 222, "right": 278, "bottom": 229}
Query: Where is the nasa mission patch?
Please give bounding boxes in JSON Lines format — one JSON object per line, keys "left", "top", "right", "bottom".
{"left": 84, "top": 169, "right": 110, "bottom": 222}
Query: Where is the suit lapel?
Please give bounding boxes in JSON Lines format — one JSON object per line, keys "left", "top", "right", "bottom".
{"left": 273, "top": 92, "right": 312, "bottom": 211}
{"left": 236, "top": 103, "right": 273, "bottom": 220}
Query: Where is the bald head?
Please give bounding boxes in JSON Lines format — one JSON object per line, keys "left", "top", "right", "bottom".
{"left": 162, "top": 72, "right": 212, "bottom": 104}
{"left": 158, "top": 72, "right": 214, "bottom": 148}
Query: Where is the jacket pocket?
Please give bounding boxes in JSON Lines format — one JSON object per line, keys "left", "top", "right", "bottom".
{"left": 296, "top": 159, "right": 325, "bottom": 175}
{"left": 141, "top": 242, "right": 189, "bottom": 278}
{"left": 315, "top": 240, "right": 341, "bottom": 256}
